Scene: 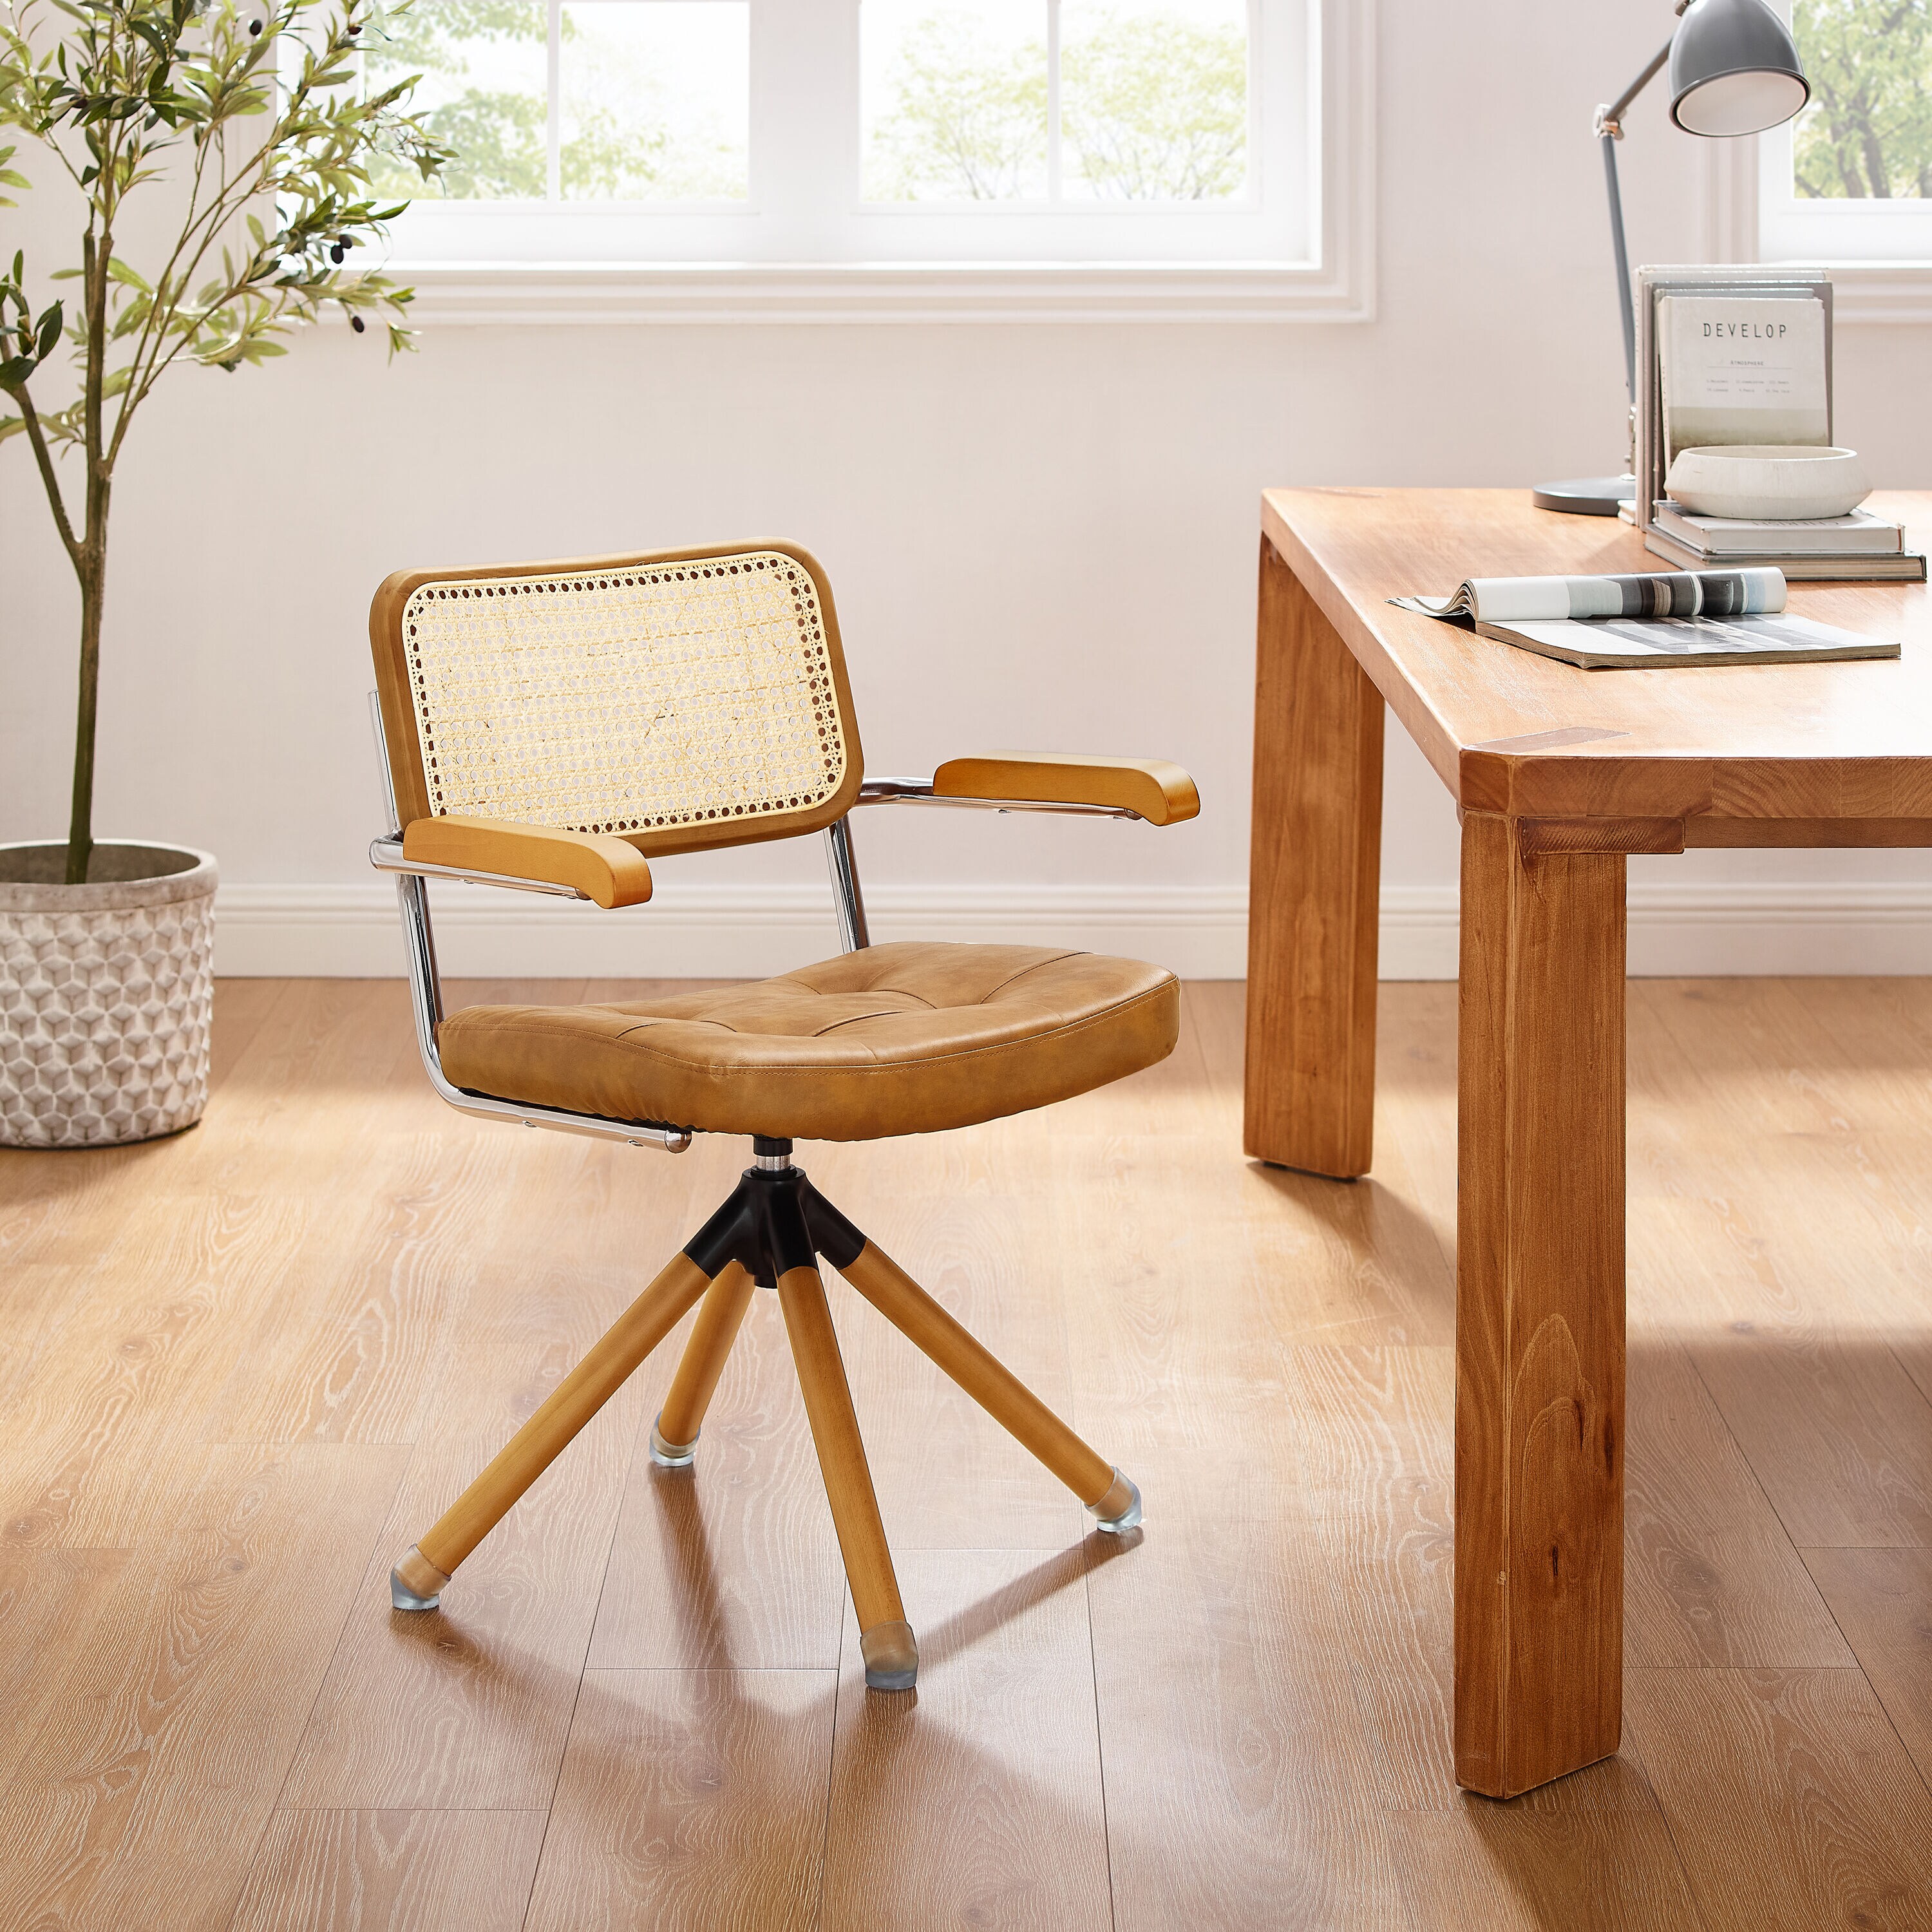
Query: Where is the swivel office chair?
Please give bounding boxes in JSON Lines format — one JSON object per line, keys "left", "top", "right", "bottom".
{"left": 368, "top": 541, "right": 1197, "bottom": 1689}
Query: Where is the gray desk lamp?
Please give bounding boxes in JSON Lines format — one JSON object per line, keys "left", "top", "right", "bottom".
{"left": 1533, "top": 0, "right": 1810, "bottom": 516}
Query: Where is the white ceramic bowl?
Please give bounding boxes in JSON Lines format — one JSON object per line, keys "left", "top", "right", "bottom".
{"left": 1665, "top": 445, "right": 1871, "bottom": 522}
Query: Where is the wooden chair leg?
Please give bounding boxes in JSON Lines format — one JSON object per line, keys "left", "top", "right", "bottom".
{"left": 773, "top": 1260, "right": 917, "bottom": 1690}
{"left": 649, "top": 1261, "right": 756, "bottom": 1467}
{"left": 835, "top": 1238, "right": 1141, "bottom": 1531}
{"left": 390, "top": 1249, "right": 712, "bottom": 1611}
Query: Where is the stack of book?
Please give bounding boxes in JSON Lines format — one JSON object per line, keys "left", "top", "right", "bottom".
{"left": 1643, "top": 502, "right": 1927, "bottom": 582}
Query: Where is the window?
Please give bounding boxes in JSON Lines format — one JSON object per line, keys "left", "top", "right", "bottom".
{"left": 1757, "top": 0, "right": 1932, "bottom": 263}
{"left": 359, "top": 0, "right": 1372, "bottom": 316}
{"left": 858, "top": 0, "right": 1251, "bottom": 206}
{"left": 365, "top": 1, "right": 750, "bottom": 204}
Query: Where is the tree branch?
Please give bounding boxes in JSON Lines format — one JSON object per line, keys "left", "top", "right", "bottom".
{"left": 10, "top": 381, "right": 84, "bottom": 567}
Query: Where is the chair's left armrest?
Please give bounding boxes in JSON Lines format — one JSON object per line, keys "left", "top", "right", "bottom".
{"left": 395, "top": 816, "right": 654, "bottom": 907}
{"left": 931, "top": 753, "right": 1199, "bottom": 826}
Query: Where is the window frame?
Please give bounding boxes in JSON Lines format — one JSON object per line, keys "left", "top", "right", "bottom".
{"left": 1758, "top": 120, "right": 1932, "bottom": 266}
{"left": 381, "top": 0, "right": 1375, "bottom": 322}
{"left": 1745, "top": 0, "right": 1932, "bottom": 312}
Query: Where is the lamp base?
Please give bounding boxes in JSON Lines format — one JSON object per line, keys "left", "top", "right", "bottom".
{"left": 1531, "top": 475, "right": 1636, "bottom": 517}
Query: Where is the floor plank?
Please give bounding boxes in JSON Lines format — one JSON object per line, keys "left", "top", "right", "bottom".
{"left": 1284, "top": 1343, "right": 1458, "bottom": 1809}
{"left": 0, "top": 1442, "right": 402, "bottom": 1931}
{"left": 204, "top": 1131, "right": 511, "bottom": 1445}
{"left": 1388, "top": 1774, "right": 1703, "bottom": 1932}
{"left": 280, "top": 1342, "right": 645, "bottom": 1811}
{"left": 0, "top": 1547, "right": 131, "bottom": 1792}
{"left": 230, "top": 1808, "right": 548, "bottom": 1932}
{"left": 524, "top": 1671, "right": 832, "bottom": 1932}
{"left": 1625, "top": 1665, "right": 1932, "bottom": 1931}
{"left": 828, "top": 1188, "right": 1090, "bottom": 1552}
{"left": 1686, "top": 1332, "right": 1932, "bottom": 1551}
{"left": 1801, "top": 1545, "right": 1932, "bottom": 1788}
{"left": 588, "top": 1294, "right": 846, "bottom": 1672}
{"left": 0, "top": 1189, "right": 314, "bottom": 1548}
{"left": 1624, "top": 1343, "right": 1853, "bottom": 1669}
{"left": 1055, "top": 1137, "right": 1290, "bottom": 1451}
{"left": 821, "top": 1547, "right": 1114, "bottom": 1932}
{"left": 1086, "top": 1444, "right": 1411, "bottom": 1931}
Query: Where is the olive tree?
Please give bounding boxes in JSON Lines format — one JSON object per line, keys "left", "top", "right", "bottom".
{"left": 1, "top": 0, "right": 446, "bottom": 882}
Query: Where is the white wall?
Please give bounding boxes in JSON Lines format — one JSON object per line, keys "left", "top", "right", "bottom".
{"left": 5, "top": 0, "right": 1929, "bottom": 980}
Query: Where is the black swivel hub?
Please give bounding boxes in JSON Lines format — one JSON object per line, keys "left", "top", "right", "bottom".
{"left": 683, "top": 1149, "right": 864, "bottom": 1290}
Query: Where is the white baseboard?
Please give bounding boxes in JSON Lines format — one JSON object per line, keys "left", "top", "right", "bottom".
{"left": 211, "top": 880, "right": 1932, "bottom": 980}
{"left": 211, "top": 882, "right": 1249, "bottom": 981}
{"left": 1381, "top": 883, "right": 1932, "bottom": 979}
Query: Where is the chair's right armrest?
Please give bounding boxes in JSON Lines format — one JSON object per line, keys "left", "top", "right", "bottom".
{"left": 932, "top": 753, "right": 1200, "bottom": 824}
{"left": 392, "top": 816, "right": 654, "bottom": 908}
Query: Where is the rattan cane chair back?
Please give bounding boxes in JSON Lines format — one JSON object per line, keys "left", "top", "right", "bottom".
{"left": 370, "top": 540, "right": 864, "bottom": 857}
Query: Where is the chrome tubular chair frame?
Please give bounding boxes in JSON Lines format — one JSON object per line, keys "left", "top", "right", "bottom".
{"left": 821, "top": 815, "right": 870, "bottom": 952}
{"left": 853, "top": 776, "right": 1139, "bottom": 817}
{"left": 368, "top": 694, "right": 693, "bottom": 1155}
{"left": 816, "top": 778, "right": 1142, "bottom": 960}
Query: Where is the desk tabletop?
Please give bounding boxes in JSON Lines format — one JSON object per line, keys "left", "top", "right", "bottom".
{"left": 1263, "top": 487, "right": 1932, "bottom": 843}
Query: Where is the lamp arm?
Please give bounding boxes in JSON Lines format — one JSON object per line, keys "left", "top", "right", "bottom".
{"left": 1600, "top": 39, "right": 1674, "bottom": 135}
{"left": 1600, "top": 128, "right": 1640, "bottom": 412}
{"left": 1593, "top": 28, "right": 1676, "bottom": 434}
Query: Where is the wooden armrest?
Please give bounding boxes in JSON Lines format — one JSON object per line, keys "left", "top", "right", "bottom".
{"left": 931, "top": 753, "right": 1200, "bottom": 826}
{"left": 401, "top": 816, "right": 654, "bottom": 908}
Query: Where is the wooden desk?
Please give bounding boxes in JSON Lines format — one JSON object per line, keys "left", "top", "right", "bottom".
{"left": 1244, "top": 488, "right": 1932, "bottom": 1799}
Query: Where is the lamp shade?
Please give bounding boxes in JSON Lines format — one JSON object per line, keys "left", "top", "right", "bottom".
{"left": 1670, "top": 0, "right": 1809, "bottom": 136}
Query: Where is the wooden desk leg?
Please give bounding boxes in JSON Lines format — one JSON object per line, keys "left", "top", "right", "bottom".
{"left": 1244, "top": 535, "right": 1384, "bottom": 1177}
{"left": 1454, "top": 811, "right": 1626, "bottom": 1797}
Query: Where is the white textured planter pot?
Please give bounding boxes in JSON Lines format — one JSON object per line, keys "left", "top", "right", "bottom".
{"left": 0, "top": 842, "right": 218, "bottom": 1149}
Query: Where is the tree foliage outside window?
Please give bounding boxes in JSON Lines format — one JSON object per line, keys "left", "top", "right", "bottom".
{"left": 363, "top": 0, "right": 545, "bottom": 197}
{"left": 365, "top": 0, "right": 743, "bottom": 202}
{"left": 864, "top": 1, "right": 1247, "bottom": 203}
{"left": 1061, "top": 5, "right": 1247, "bottom": 200}
{"left": 865, "top": 10, "right": 1046, "bottom": 200}
{"left": 1792, "top": 0, "right": 1932, "bottom": 197}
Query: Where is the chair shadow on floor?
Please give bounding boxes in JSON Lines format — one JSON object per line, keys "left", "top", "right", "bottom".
{"left": 641, "top": 1443, "right": 1142, "bottom": 1678}
{"left": 565, "top": 1459, "right": 1144, "bottom": 1929}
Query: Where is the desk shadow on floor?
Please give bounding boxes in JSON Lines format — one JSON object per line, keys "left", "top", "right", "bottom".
{"left": 1245, "top": 1161, "right": 1458, "bottom": 1347}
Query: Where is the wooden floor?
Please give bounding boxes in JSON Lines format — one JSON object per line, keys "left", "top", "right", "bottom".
{"left": 3, "top": 976, "right": 1932, "bottom": 1929}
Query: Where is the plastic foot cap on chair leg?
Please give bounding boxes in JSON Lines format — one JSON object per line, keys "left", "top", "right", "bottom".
{"left": 390, "top": 1545, "right": 451, "bottom": 1611}
{"left": 649, "top": 1416, "right": 699, "bottom": 1468}
{"left": 1087, "top": 1468, "right": 1143, "bottom": 1533}
{"left": 860, "top": 1619, "right": 919, "bottom": 1691}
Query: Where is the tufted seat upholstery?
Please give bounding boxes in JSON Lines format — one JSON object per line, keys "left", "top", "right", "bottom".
{"left": 438, "top": 940, "right": 1179, "bottom": 1141}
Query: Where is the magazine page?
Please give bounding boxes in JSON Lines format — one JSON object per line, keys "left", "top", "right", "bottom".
{"left": 1476, "top": 611, "right": 1899, "bottom": 670}
{"left": 1393, "top": 568, "right": 1786, "bottom": 624}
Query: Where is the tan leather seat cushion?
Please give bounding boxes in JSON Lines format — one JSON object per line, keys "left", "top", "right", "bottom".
{"left": 437, "top": 941, "right": 1179, "bottom": 1141}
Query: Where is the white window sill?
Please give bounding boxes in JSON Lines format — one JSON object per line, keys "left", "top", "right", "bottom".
{"left": 1801, "top": 261, "right": 1932, "bottom": 325}
{"left": 385, "top": 255, "right": 1375, "bottom": 325}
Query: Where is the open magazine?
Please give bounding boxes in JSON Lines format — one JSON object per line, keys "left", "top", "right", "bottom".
{"left": 1391, "top": 569, "right": 1899, "bottom": 670}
